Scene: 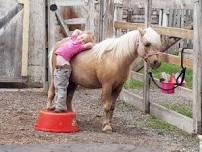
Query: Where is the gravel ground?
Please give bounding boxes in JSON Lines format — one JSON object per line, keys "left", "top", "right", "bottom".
{"left": 0, "top": 88, "right": 199, "bottom": 152}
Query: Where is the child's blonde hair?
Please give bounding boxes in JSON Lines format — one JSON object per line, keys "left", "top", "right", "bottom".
{"left": 81, "top": 31, "right": 95, "bottom": 43}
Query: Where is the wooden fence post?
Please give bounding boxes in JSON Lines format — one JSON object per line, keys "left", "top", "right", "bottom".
{"left": 193, "top": 0, "right": 202, "bottom": 134}
{"left": 114, "top": 0, "right": 123, "bottom": 37}
{"left": 143, "top": 0, "right": 152, "bottom": 113}
{"left": 47, "top": 0, "right": 56, "bottom": 89}
{"left": 101, "top": 0, "right": 114, "bottom": 40}
{"left": 17, "top": 0, "right": 30, "bottom": 77}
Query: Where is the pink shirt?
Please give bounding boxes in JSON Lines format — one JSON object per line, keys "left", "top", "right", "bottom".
{"left": 55, "top": 36, "right": 85, "bottom": 61}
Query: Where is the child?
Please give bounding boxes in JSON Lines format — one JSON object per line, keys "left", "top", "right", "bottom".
{"left": 51, "top": 29, "right": 94, "bottom": 113}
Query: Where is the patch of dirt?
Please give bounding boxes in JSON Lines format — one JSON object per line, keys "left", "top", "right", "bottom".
{"left": 0, "top": 88, "right": 198, "bottom": 152}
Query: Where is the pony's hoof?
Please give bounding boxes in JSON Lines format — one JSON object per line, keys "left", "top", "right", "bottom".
{"left": 102, "top": 124, "right": 112, "bottom": 133}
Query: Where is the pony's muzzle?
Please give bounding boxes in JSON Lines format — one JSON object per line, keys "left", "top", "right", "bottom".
{"left": 151, "top": 60, "right": 161, "bottom": 69}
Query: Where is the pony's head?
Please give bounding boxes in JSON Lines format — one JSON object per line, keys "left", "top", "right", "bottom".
{"left": 137, "top": 27, "right": 162, "bottom": 69}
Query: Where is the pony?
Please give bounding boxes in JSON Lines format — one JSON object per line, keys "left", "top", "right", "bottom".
{"left": 47, "top": 27, "right": 162, "bottom": 132}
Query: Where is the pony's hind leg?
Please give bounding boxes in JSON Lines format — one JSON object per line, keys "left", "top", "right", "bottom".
{"left": 47, "top": 75, "right": 55, "bottom": 110}
{"left": 102, "top": 84, "right": 123, "bottom": 133}
{"left": 66, "top": 80, "right": 77, "bottom": 112}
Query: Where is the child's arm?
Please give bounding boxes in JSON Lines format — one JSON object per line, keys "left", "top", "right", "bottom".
{"left": 71, "top": 29, "right": 83, "bottom": 37}
{"left": 82, "top": 42, "right": 94, "bottom": 50}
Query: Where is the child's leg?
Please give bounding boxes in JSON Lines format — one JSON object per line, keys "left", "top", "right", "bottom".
{"left": 54, "top": 55, "right": 71, "bottom": 113}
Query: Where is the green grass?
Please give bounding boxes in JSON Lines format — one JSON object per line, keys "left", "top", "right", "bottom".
{"left": 164, "top": 103, "right": 192, "bottom": 118}
{"left": 141, "top": 62, "right": 193, "bottom": 89}
{"left": 147, "top": 117, "right": 177, "bottom": 132}
{"left": 124, "top": 79, "right": 144, "bottom": 89}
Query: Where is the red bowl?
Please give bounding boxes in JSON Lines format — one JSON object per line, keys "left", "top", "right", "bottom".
{"left": 35, "top": 110, "right": 80, "bottom": 133}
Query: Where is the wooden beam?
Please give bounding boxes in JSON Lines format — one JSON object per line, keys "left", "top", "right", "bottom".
{"left": 121, "top": 89, "right": 193, "bottom": 134}
{"left": 55, "top": 10, "right": 69, "bottom": 36}
{"left": 114, "top": 21, "right": 193, "bottom": 39}
{"left": 123, "top": 0, "right": 193, "bottom": 9}
{"left": 192, "top": 0, "right": 202, "bottom": 134}
{"left": 159, "top": 53, "right": 193, "bottom": 69}
{"left": 53, "top": 0, "right": 83, "bottom": 6}
{"left": 64, "top": 18, "right": 86, "bottom": 25}
{"left": 150, "top": 102, "right": 193, "bottom": 134}
{"left": 0, "top": 77, "right": 27, "bottom": 83}
{"left": 143, "top": 0, "right": 152, "bottom": 114}
{"left": 102, "top": 0, "right": 114, "bottom": 39}
{"left": 18, "top": 0, "right": 30, "bottom": 77}
{"left": 120, "top": 89, "right": 144, "bottom": 111}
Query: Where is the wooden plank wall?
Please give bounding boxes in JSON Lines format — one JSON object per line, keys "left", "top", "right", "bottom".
{"left": 0, "top": 2, "right": 23, "bottom": 82}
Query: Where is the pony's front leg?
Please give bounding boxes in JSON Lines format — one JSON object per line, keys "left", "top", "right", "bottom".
{"left": 47, "top": 75, "right": 55, "bottom": 110}
{"left": 101, "top": 84, "right": 113, "bottom": 132}
{"left": 66, "top": 80, "right": 77, "bottom": 112}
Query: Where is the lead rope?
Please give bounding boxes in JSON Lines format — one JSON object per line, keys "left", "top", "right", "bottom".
{"left": 148, "top": 48, "right": 186, "bottom": 91}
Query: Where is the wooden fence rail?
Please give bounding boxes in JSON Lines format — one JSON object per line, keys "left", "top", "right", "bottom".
{"left": 114, "top": 21, "right": 193, "bottom": 39}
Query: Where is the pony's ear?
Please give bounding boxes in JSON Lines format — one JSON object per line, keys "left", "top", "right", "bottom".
{"left": 138, "top": 28, "right": 145, "bottom": 37}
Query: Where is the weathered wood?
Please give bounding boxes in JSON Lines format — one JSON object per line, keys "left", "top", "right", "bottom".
{"left": 0, "top": 77, "right": 27, "bottom": 83}
{"left": 121, "top": 89, "right": 193, "bottom": 133}
{"left": 150, "top": 102, "right": 193, "bottom": 134}
{"left": 102, "top": 0, "right": 114, "bottom": 39}
{"left": 159, "top": 53, "right": 193, "bottom": 69}
{"left": 54, "top": 0, "right": 83, "bottom": 6}
{"left": 64, "top": 18, "right": 86, "bottom": 25}
{"left": 114, "top": 21, "right": 193, "bottom": 39}
{"left": 162, "top": 9, "right": 169, "bottom": 27}
{"left": 192, "top": 0, "right": 202, "bottom": 134}
{"left": 0, "top": 4, "right": 22, "bottom": 29}
{"left": 27, "top": 0, "right": 46, "bottom": 86}
{"left": 47, "top": 0, "right": 56, "bottom": 88}
{"left": 143, "top": 0, "right": 152, "bottom": 114}
{"left": 123, "top": 0, "right": 193, "bottom": 9}
{"left": 114, "top": 0, "right": 123, "bottom": 37}
{"left": 0, "top": 10, "right": 23, "bottom": 81}
{"left": 48, "top": 0, "right": 56, "bottom": 62}
{"left": 55, "top": 10, "right": 69, "bottom": 36}
{"left": 18, "top": 0, "right": 30, "bottom": 77}
{"left": 120, "top": 89, "right": 144, "bottom": 111}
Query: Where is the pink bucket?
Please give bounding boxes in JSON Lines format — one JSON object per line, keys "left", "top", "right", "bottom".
{"left": 160, "top": 82, "right": 175, "bottom": 94}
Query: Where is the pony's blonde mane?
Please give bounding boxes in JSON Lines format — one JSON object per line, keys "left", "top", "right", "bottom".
{"left": 93, "top": 27, "right": 161, "bottom": 60}
{"left": 93, "top": 30, "right": 140, "bottom": 60}
{"left": 143, "top": 27, "right": 161, "bottom": 47}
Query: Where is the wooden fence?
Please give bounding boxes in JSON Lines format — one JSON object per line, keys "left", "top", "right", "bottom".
{"left": 111, "top": 0, "right": 202, "bottom": 134}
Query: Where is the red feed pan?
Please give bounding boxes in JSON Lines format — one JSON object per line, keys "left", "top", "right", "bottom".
{"left": 35, "top": 110, "right": 80, "bottom": 133}
{"left": 160, "top": 82, "right": 175, "bottom": 94}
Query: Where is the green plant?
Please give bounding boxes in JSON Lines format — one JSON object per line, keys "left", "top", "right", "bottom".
{"left": 124, "top": 79, "right": 144, "bottom": 89}
{"left": 147, "top": 117, "right": 177, "bottom": 132}
{"left": 164, "top": 103, "right": 192, "bottom": 118}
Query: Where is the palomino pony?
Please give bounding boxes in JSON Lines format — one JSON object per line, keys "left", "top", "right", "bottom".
{"left": 47, "top": 27, "right": 162, "bottom": 132}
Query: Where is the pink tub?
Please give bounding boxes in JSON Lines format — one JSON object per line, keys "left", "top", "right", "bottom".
{"left": 160, "top": 82, "right": 175, "bottom": 94}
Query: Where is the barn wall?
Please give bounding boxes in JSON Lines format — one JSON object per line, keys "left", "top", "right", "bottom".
{"left": 0, "top": 0, "right": 46, "bottom": 87}
{"left": 0, "top": 0, "right": 23, "bottom": 81}
{"left": 28, "top": 0, "right": 46, "bottom": 86}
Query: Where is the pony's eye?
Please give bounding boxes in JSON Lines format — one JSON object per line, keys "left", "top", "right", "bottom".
{"left": 145, "top": 42, "right": 151, "bottom": 47}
